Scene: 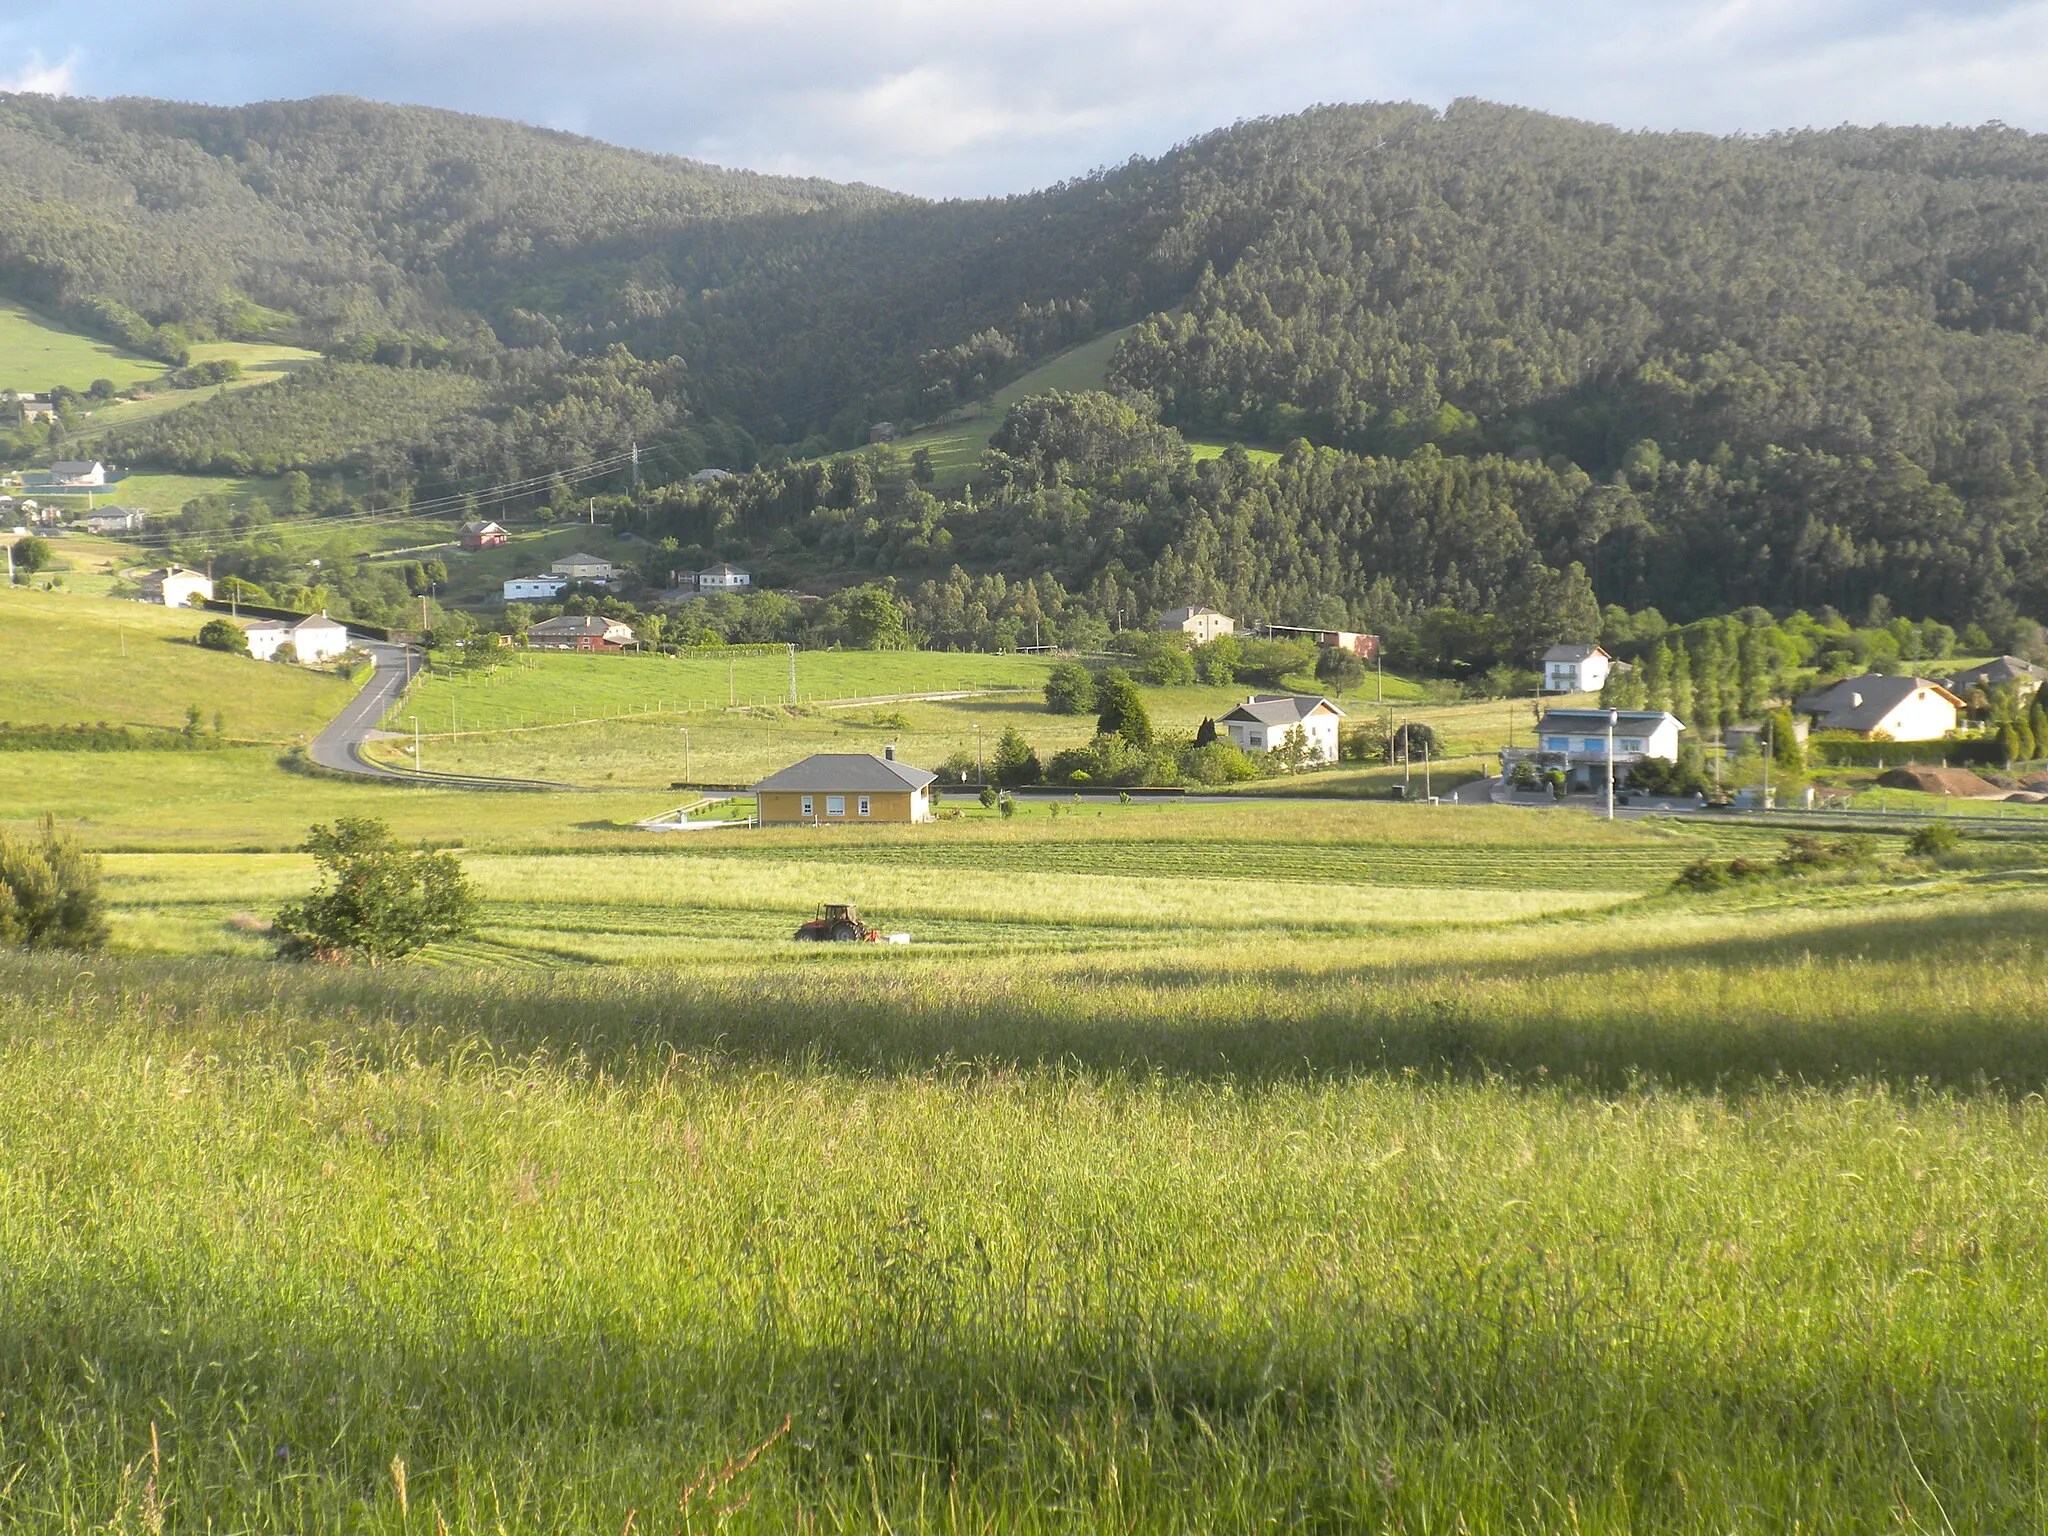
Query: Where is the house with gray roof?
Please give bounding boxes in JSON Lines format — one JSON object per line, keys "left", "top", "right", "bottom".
{"left": 1793, "top": 674, "right": 1964, "bottom": 741}
{"left": 1541, "top": 643, "right": 1612, "bottom": 694}
{"left": 1510, "top": 708, "right": 1685, "bottom": 792}
{"left": 1218, "top": 694, "right": 1345, "bottom": 763}
{"left": 1944, "top": 656, "right": 2046, "bottom": 707}
{"left": 753, "top": 747, "right": 936, "bottom": 824}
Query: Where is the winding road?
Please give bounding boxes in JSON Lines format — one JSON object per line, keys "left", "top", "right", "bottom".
{"left": 311, "top": 639, "right": 572, "bottom": 790}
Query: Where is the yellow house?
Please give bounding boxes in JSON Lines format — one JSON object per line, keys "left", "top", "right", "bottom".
{"left": 1794, "top": 674, "right": 1965, "bottom": 741}
{"left": 753, "top": 749, "right": 936, "bottom": 825}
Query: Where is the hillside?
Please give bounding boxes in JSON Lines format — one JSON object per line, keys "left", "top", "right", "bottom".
{"left": 9, "top": 95, "right": 2048, "bottom": 633}
{"left": 0, "top": 585, "right": 351, "bottom": 738}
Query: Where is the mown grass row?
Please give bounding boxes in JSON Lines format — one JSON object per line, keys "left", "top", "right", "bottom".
{"left": 3, "top": 886, "right": 2048, "bottom": 1532}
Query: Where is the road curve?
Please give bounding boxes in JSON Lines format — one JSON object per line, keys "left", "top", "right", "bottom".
{"left": 310, "top": 638, "right": 573, "bottom": 790}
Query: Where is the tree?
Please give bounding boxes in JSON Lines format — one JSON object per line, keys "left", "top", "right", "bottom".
{"left": 273, "top": 818, "right": 479, "bottom": 963}
{"left": 10, "top": 536, "right": 51, "bottom": 576}
{"left": 1314, "top": 645, "right": 1367, "bottom": 696}
{"left": 1270, "top": 724, "right": 1320, "bottom": 773}
{"left": 1131, "top": 632, "right": 1195, "bottom": 686}
{"left": 990, "top": 725, "right": 1042, "bottom": 786}
{"left": 1194, "top": 716, "right": 1219, "bottom": 747}
{"left": 196, "top": 618, "right": 250, "bottom": 654}
{"left": 1193, "top": 635, "right": 1240, "bottom": 684}
{"left": 830, "top": 584, "right": 911, "bottom": 649}
{"left": 1043, "top": 661, "right": 1096, "bottom": 714}
{"left": 0, "top": 814, "right": 108, "bottom": 950}
{"left": 1094, "top": 667, "right": 1153, "bottom": 747}
{"left": 1769, "top": 708, "right": 1805, "bottom": 774}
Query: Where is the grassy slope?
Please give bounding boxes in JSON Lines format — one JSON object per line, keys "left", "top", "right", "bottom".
{"left": 886, "top": 328, "right": 1283, "bottom": 487}
{"left": 366, "top": 649, "right": 1529, "bottom": 788}
{"left": 66, "top": 339, "right": 325, "bottom": 439}
{"left": 0, "top": 585, "right": 351, "bottom": 737}
{"left": 0, "top": 299, "right": 167, "bottom": 393}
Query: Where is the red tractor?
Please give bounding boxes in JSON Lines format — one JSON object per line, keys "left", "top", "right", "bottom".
{"left": 794, "top": 902, "right": 881, "bottom": 942}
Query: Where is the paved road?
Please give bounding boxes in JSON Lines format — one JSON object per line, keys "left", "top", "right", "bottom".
{"left": 310, "top": 639, "right": 572, "bottom": 790}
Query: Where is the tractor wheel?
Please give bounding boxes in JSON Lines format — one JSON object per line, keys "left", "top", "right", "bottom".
{"left": 830, "top": 921, "right": 861, "bottom": 941}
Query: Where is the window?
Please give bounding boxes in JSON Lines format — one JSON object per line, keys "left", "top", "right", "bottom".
{"left": 1545, "top": 736, "right": 1569, "bottom": 751}
{"left": 1621, "top": 739, "right": 1643, "bottom": 753}
{"left": 1249, "top": 733, "right": 1264, "bottom": 750}
{"left": 800, "top": 796, "right": 813, "bottom": 818}
{"left": 826, "top": 795, "right": 846, "bottom": 816}
{"left": 858, "top": 797, "right": 870, "bottom": 817}
{"left": 1583, "top": 738, "right": 1605, "bottom": 752}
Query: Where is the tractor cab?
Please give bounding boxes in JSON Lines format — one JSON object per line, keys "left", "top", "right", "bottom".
{"left": 794, "top": 902, "right": 880, "bottom": 942}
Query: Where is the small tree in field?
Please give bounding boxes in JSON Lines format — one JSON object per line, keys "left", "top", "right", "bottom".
{"left": 0, "top": 814, "right": 108, "bottom": 950}
{"left": 274, "top": 818, "right": 479, "bottom": 963}
{"left": 1314, "top": 645, "right": 1366, "bottom": 696}
{"left": 197, "top": 618, "right": 249, "bottom": 654}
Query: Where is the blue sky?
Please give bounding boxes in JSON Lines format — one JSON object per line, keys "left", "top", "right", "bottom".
{"left": 5, "top": 1, "right": 2047, "bottom": 196}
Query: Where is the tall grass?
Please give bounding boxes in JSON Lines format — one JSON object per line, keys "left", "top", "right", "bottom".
{"left": 3, "top": 896, "right": 2048, "bottom": 1530}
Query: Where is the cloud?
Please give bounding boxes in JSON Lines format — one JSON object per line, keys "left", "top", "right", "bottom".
{"left": 0, "top": 48, "right": 77, "bottom": 96}
{"left": 7, "top": 2, "right": 2048, "bottom": 194}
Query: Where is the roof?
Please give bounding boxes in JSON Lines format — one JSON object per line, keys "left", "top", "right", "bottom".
{"left": 1945, "top": 656, "right": 2047, "bottom": 692}
{"left": 1542, "top": 643, "right": 1608, "bottom": 663}
{"left": 753, "top": 753, "right": 937, "bottom": 794}
{"left": 552, "top": 551, "right": 611, "bottom": 567}
{"left": 1218, "top": 694, "right": 1346, "bottom": 726}
{"left": 1793, "top": 674, "right": 1964, "bottom": 733}
{"left": 507, "top": 572, "right": 567, "bottom": 585}
{"left": 1535, "top": 709, "right": 1683, "bottom": 734}
{"left": 51, "top": 460, "right": 102, "bottom": 474}
{"left": 528, "top": 614, "right": 630, "bottom": 636}
{"left": 141, "top": 565, "right": 208, "bottom": 582}
{"left": 459, "top": 519, "right": 505, "bottom": 534}
{"left": 293, "top": 612, "right": 346, "bottom": 632}
{"left": 699, "top": 562, "right": 750, "bottom": 577}
{"left": 1160, "top": 604, "right": 1228, "bottom": 621}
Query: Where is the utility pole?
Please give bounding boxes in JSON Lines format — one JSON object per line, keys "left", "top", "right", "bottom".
{"left": 631, "top": 442, "right": 640, "bottom": 491}
{"left": 973, "top": 722, "right": 984, "bottom": 783}
{"left": 788, "top": 643, "right": 797, "bottom": 705}
{"left": 412, "top": 716, "right": 421, "bottom": 772}
{"left": 679, "top": 726, "right": 690, "bottom": 781}
{"left": 1606, "top": 707, "right": 1617, "bottom": 822}
{"left": 1376, "top": 646, "right": 1383, "bottom": 704}
{"left": 1423, "top": 737, "right": 1432, "bottom": 802}
{"left": 588, "top": 499, "right": 595, "bottom": 526}
{"left": 1761, "top": 722, "right": 1771, "bottom": 814}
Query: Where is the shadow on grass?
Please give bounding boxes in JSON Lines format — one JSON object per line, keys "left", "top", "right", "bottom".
{"left": 8, "top": 888, "right": 2048, "bottom": 1093}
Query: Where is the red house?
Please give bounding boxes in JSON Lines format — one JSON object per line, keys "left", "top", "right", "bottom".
{"left": 459, "top": 519, "right": 508, "bottom": 550}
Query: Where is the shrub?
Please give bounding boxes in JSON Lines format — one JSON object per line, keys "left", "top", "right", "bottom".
{"left": 1094, "top": 668, "right": 1153, "bottom": 747}
{"left": 1177, "top": 740, "right": 1258, "bottom": 784}
{"left": 1234, "top": 637, "right": 1317, "bottom": 687}
{"left": 1193, "top": 635, "right": 1240, "bottom": 685}
{"left": 0, "top": 814, "right": 108, "bottom": 949}
{"left": 196, "top": 617, "right": 250, "bottom": 654}
{"left": 1907, "top": 822, "right": 1961, "bottom": 858}
{"left": 990, "top": 726, "right": 1042, "bottom": 787}
{"left": 273, "top": 818, "right": 479, "bottom": 963}
{"left": 1043, "top": 661, "right": 1096, "bottom": 715}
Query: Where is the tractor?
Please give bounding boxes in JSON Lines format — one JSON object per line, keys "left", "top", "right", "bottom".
{"left": 794, "top": 902, "right": 881, "bottom": 942}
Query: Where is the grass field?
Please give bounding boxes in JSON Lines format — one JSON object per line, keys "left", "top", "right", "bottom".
{"left": 14, "top": 608, "right": 2048, "bottom": 1529}
{"left": 24, "top": 471, "right": 284, "bottom": 517}
{"left": 0, "top": 300, "right": 169, "bottom": 394}
{"left": 6, "top": 804, "right": 2048, "bottom": 1528}
{"left": 884, "top": 329, "right": 1283, "bottom": 487}
{"left": 0, "top": 585, "right": 351, "bottom": 738}
{"left": 367, "top": 649, "right": 1528, "bottom": 788}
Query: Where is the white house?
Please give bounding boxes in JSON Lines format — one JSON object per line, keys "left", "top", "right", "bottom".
{"left": 689, "top": 467, "right": 734, "bottom": 485}
{"left": 1218, "top": 694, "right": 1345, "bottom": 763}
{"left": 550, "top": 551, "right": 615, "bottom": 582}
{"left": 503, "top": 573, "right": 569, "bottom": 602}
{"left": 1517, "top": 708, "right": 1684, "bottom": 792}
{"left": 138, "top": 565, "right": 213, "bottom": 608}
{"left": 697, "top": 562, "right": 752, "bottom": 592}
{"left": 49, "top": 460, "right": 106, "bottom": 488}
{"left": 1158, "top": 604, "right": 1236, "bottom": 643}
{"left": 1542, "top": 643, "right": 1612, "bottom": 694}
{"left": 246, "top": 612, "right": 351, "bottom": 664}
{"left": 85, "top": 507, "right": 148, "bottom": 534}
{"left": 1793, "top": 674, "right": 1964, "bottom": 742}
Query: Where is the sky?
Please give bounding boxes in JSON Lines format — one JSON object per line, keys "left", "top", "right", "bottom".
{"left": 4, "top": 1, "right": 2048, "bottom": 197}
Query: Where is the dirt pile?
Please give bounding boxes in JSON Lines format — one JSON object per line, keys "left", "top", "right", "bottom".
{"left": 1875, "top": 765, "right": 2002, "bottom": 797}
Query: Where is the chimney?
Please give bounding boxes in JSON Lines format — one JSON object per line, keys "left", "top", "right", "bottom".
{"left": 1850, "top": 692, "right": 1863, "bottom": 708}
{"left": 884, "top": 744, "right": 896, "bottom": 761}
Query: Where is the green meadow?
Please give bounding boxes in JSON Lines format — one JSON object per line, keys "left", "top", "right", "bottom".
{"left": 886, "top": 328, "right": 1283, "bottom": 487}
{"left": 10, "top": 614, "right": 2048, "bottom": 1531}
{"left": 0, "top": 300, "right": 169, "bottom": 394}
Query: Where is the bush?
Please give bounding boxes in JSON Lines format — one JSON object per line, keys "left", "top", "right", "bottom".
{"left": 273, "top": 817, "right": 479, "bottom": 963}
{"left": 1193, "top": 635, "right": 1240, "bottom": 685}
{"left": 990, "top": 726, "right": 1042, "bottom": 786}
{"left": 0, "top": 814, "right": 108, "bottom": 949}
{"left": 1094, "top": 668, "right": 1153, "bottom": 747}
{"left": 1907, "top": 822, "right": 1961, "bottom": 858}
{"left": 1043, "top": 661, "right": 1096, "bottom": 715}
{"left": 1131, "top": 633, "right": 1196, "bottom": 687}
{"left": 196, "top": 617, "right": 249, "bottom": 654}
{"left": 1234, "top": 638, "right": 1317, "bottom": 687}
{"left": 1177, "top": 740, "right": 1258, "bottom": 784}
